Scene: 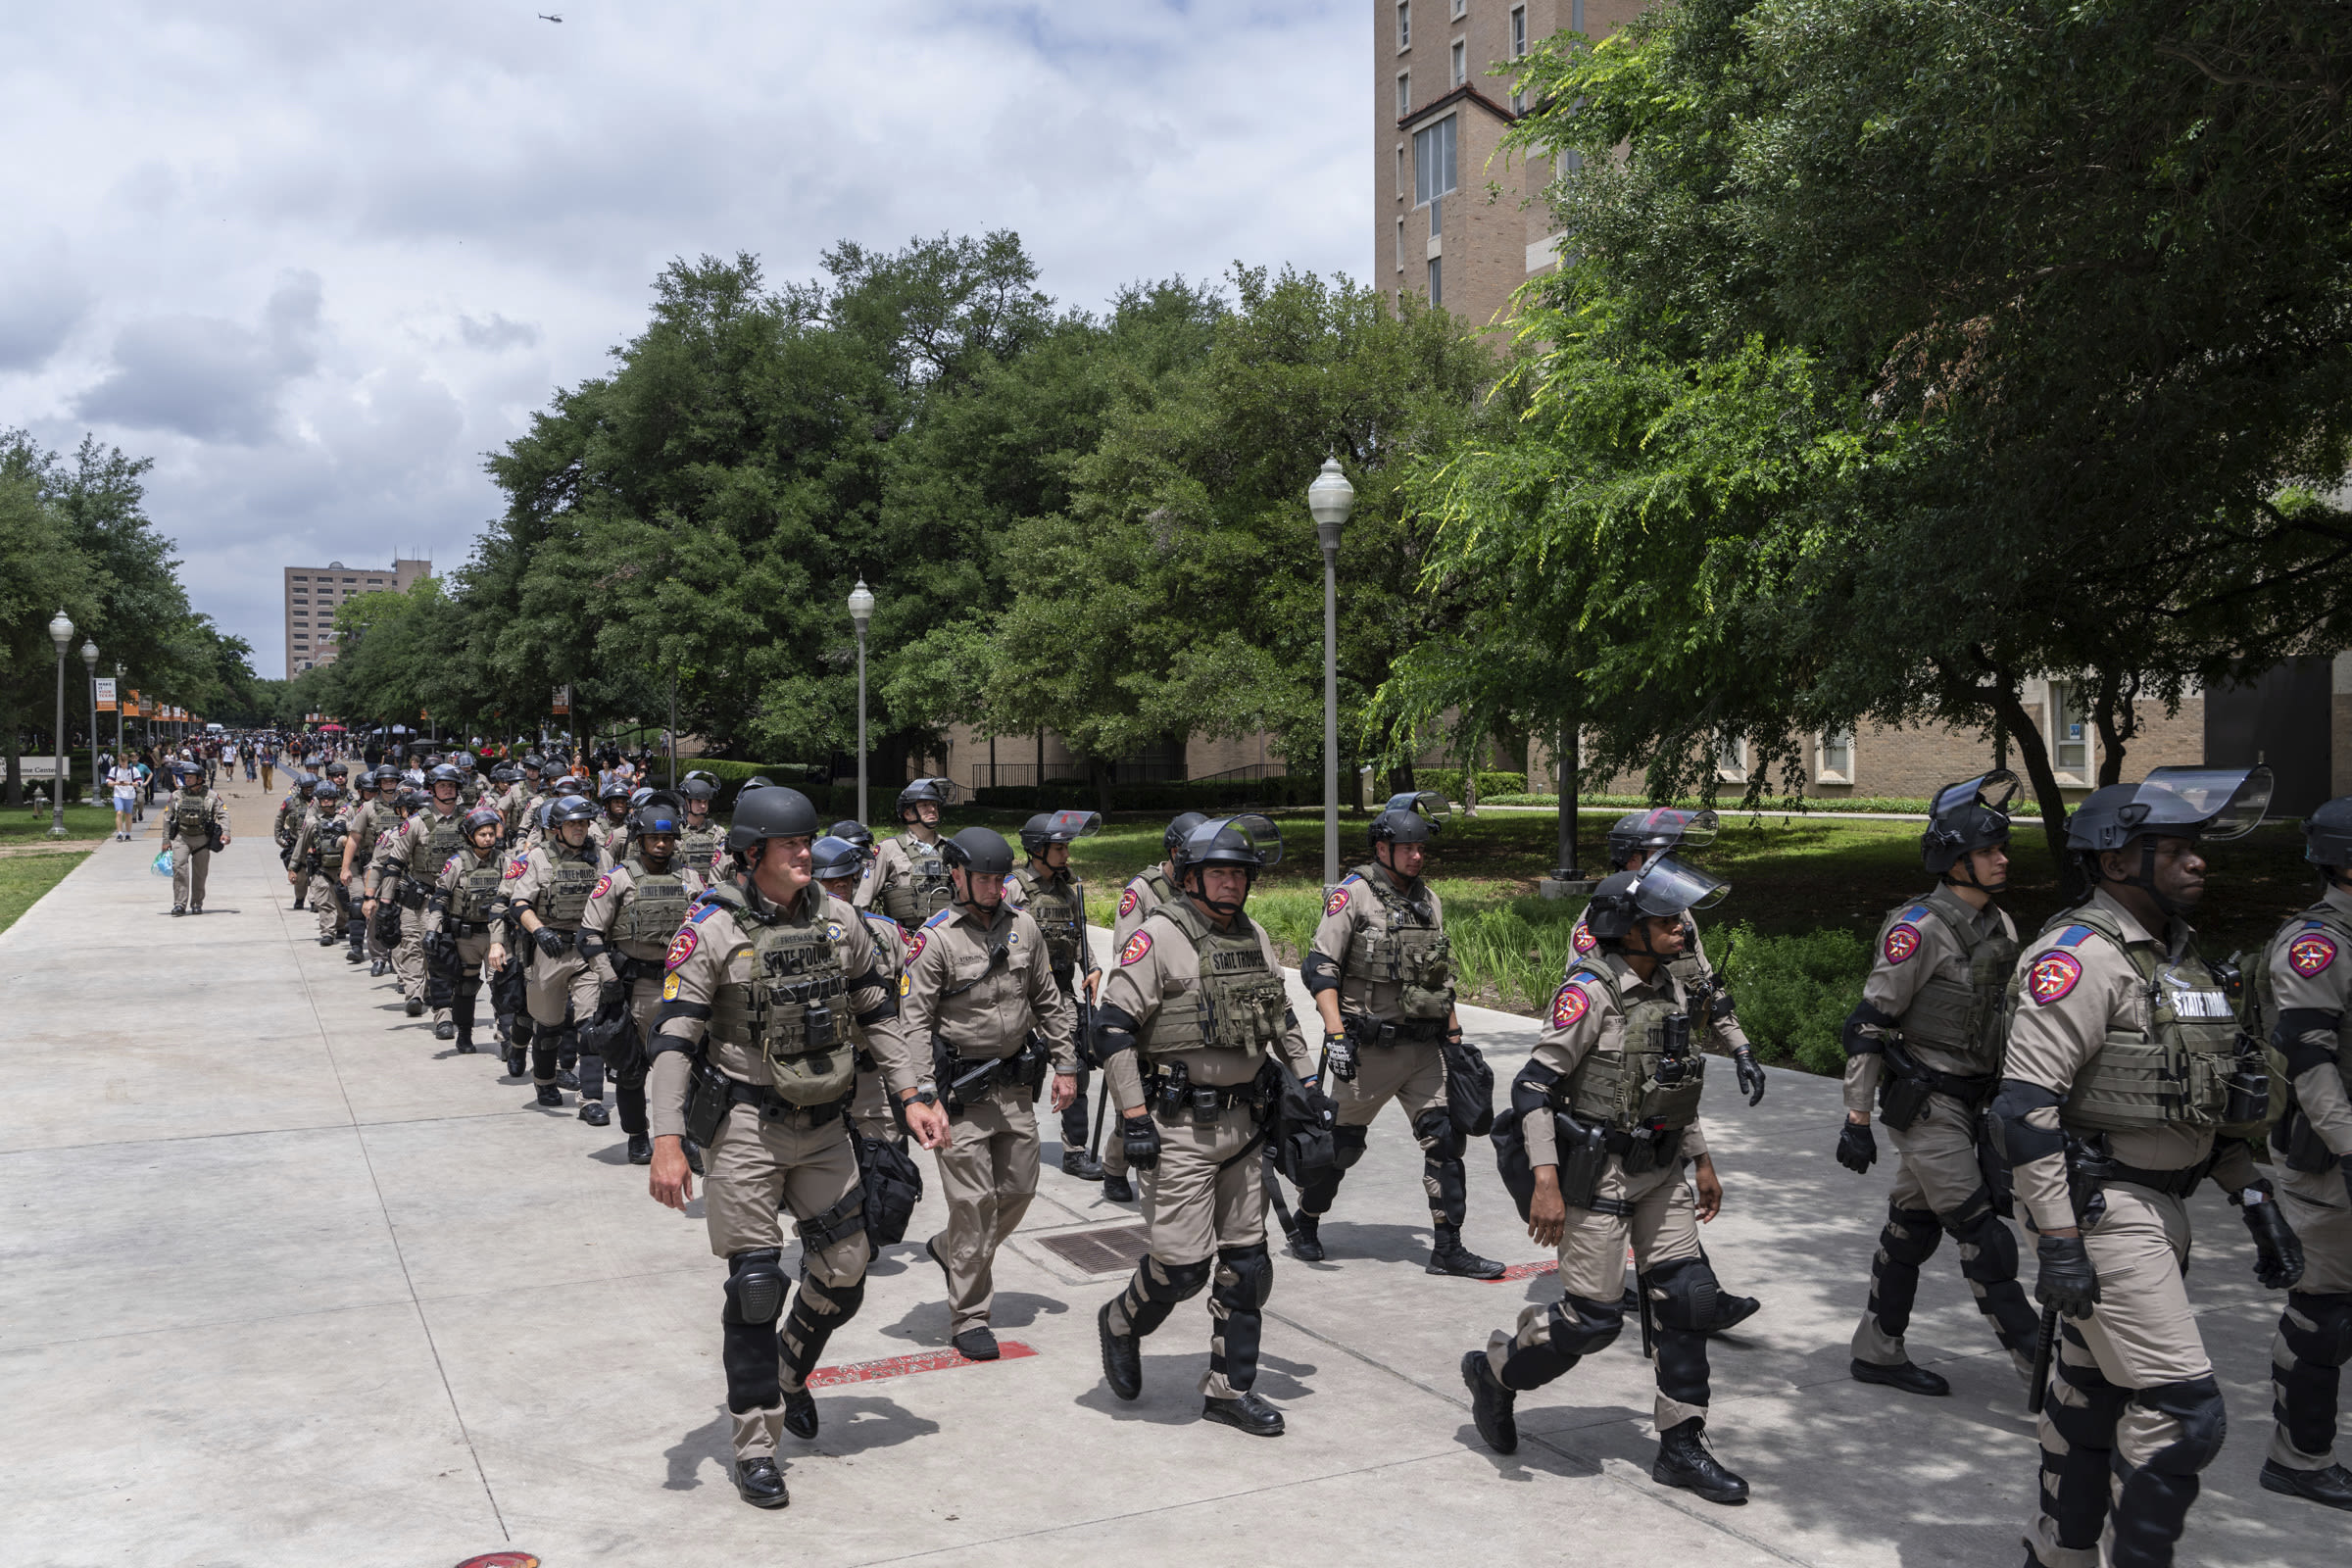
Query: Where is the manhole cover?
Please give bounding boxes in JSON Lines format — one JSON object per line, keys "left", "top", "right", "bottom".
{"left": 1036, "top": 1223, "right": 1151, "bottom": 1274}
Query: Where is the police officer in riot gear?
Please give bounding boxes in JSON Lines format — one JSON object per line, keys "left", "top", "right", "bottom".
{"left": 1995, "top": 767, "right": 2306, "bottom": 1567}
{"left": 890, "top": 826, "right": 1080, "bottom": 1360}
{"left": 1296, "top": 793, "right": 1501, "bottom": 1278}
{"left": 422, "top": 808, "right": 512, "bottom": 1055}
{"left": 1095, "top": 815, "right": 1323, "bottom": 1436}
{"left": 645, "top": 785, "right": 909, "bottom": 1508}
{"left": 375, "top": 765, "right": 468, "bottom": 1023}
{"left": 1838, "top": 771, "right": 2038, "bottom": 1395}
{"left": 1464, "top": 858, "right": 1754, "bottom": 1504}
{"left": 287, "top": 781, "right": 346, "bottom": 942}
{"left": 497, "top": 794, "right": 611, "bottom": 1112}
{"left": 578, "top": 796, "right": 710, "bottom": 1159}
{"left": 1005, "top": 810, "right": 1107, "bottom": 1180}
{"left": 857, "top": 777, "right": 956, "bottom": 930}
{"left": 676, "top": 773, "right": 724, "bottom": 875}
{"left": 2249, "top": 795, "right": 2352, "bottom": 1509}
{"left": 812, "top": 834, "right": 907, "bottom": 1147}
{"left": 1097, "top": 812, "right": 1206, "bottom": 1203}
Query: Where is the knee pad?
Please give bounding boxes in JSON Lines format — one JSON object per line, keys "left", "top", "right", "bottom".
{"left": 720, "top": 1317, "right": 782, "bottom": 1414}
{"left": 724, "top": 1248, "right": 788, "bottom": 1325}
{"left": 1121, "top": 1253, "right": 1213, "bottom": 1338}
{"left": 1331, "top": 1123, "right": 1369, "bottom": 1170}
{"left": 1880, "top": 1202, "right": 1942, "bottom": 1269}
{"left": 1546, "top": 1292, "right": 1626, "bottom": 1358}
{"left": 2046, "top": 1329, "right": 2128, "bottom": 1451}
{"left": 1218, "top": 1243, "right": 1274, "bottom": 1308}
{"left": 796, "top": 1271, "right": 866, "bottom": 1325}
{"left": 2133, "top": 1376, "right": 2228, "bottom": 1475}
{"left": 1644, "top": 1256, "right": 1723, "bottom": 1335}
{"left": 1652, "top": 1326, "right": 1710, "bottom": 1410}
{"left": 2284, "top": 1292, "right": 2352, "bottom": 1367}
{"left": 1413, "top": 1105, "right": 1465, "bottom": 1162}
{"left": 1948, "top": 1205, "right": 2021, "bottom": 1284}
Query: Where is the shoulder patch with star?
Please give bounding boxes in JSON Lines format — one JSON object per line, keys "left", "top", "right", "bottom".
{"left": 1119, "top": 930, "right": 1153, "bottom": 965}
{"left": 2026, "top": 951, "right": 2083, "bottom": 1005}
{"left": 1549, "top": 981, "right": 1591, "bottom": 1029}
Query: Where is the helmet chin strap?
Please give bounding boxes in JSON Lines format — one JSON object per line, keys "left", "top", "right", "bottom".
{"left": 1942, "top": 858, "right": 2009, "bottom": 896}
{"left": 2105, "top": 837, "right": 2198, "bottom": 918}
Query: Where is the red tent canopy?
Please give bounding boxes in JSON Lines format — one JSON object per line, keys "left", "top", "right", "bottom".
{"left": 317, "top": 723, "right": 346, "bottom": 732}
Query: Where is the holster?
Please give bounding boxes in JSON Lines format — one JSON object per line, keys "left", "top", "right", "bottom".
{"left": 684, "top": 1055, "right": 733, "bottom": 1147}
{"left": 2277, "top": 1103, "right": 2341, "bottom": 1175}
{"left": 1878, "top": 1069, "right": 1933, "bottom": 1133}
{"left": 1976, "top": 1107, "right": 2017, "bottom": 1218}
{"left": 1555, "top": 1117, "right": 1608, "bottom": 1210}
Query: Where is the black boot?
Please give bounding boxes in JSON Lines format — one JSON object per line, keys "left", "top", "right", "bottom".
{"left": 1652, "top": 1418, "right": 1747, "bottom": 1504}
{"left": 1428, "top": 1223, "right": 1504, "bottom": 1280}
{"left": 536, "top": 1082, "right": 563, "bottom": 1108}
{"left": 579, "top": 1099, "right": 610, "bottom": 1127}
{"left": 732, "top": 1455, "right": 789, "bottom": 1509}
{"left": 1461, "top": 1349, "right": 1519, "bottom": 1454}
{"left": 1102, "top": 1172, "right": 1135, "bottom": 1203}
{"left": 2261, "top": 1460, "right": 2352, "bottom": 1510}
{"left": 627, "top": 1132, "right": 653, "bottom": 1164}
{"left": 1289, "top": 1212, "right": 1325, "bottom": 1263}
{"left": 1100, "top": 1300, "right": 1142, "bottom": 1400}
{"left": 1201, "top": 1391, "right": 1286, "bottom": 1437}
{"left": 783, "top": 1389, "right": 819, "bottom": 1441}
{"left": 434, "top": 1019, "right": 457, "bottom": 1041}
{"left": 1061, "top": 1148, "right": 1105, "bottom": 1180}
{"left": 1851, "top": 1357, "right": 1949, "bottom": 1396}
{"left": 1707, "top": 1292, "right": 1762, "bottom": 1335}
{"left": 405, "top": 997, "right": 424, "bottom": 1017}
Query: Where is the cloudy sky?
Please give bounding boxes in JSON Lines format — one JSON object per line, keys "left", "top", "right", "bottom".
{"left": 1, "top": 1, "right": 1367, "bottom": 677}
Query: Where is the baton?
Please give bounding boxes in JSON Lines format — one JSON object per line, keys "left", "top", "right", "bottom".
{"left": 1261, "top": 1146, "right": 1299, "bottom": 1247}
{"left": 2027, "top": 1301, "right": 2059, "bottom": 1415}
{"left": 1088, "top": 1070, "right": 1112, "bottom": 1161}
{"left": 1638, "top": 1280, "right": 1657, "bottom": 1361}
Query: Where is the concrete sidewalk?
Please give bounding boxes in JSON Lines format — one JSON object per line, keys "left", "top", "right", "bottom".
{"left": 0, "top": 783, "right": 2330, "bottom": 1567}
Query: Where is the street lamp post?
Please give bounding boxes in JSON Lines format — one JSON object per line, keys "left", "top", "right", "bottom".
{"left": 114, "top": 662, "right": 126, "bottom": 766}
{"left": 47, "top": 610, "right": 74, "bottom": 839}
{"left": 848, "top": 579, "right": 876, "bottom": 827}
{"left": 1307, "top": 459, "right": 1355, "bottom": 889}
{"left": 81, "top": 640, "right": 99, "bottom": 807}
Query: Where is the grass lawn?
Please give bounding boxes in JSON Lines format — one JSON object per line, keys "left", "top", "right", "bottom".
{"left": 0, "top": 850, "right": 91, "bottom": 935}
{"left": 0, "top": 802, "right": 119, "bottom": 845}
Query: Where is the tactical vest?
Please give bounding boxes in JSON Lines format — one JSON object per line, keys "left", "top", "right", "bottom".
{"left": 418, "top": 809, "right": 465, "bottom": 879}
{"left": 1559, "top": 961, "right": 1708, "bottom": 1133}
{"left": 312, "top": 813, "right": 348, "bottom": 866}
{"left": 679, "top": 822, "right": 722, "bottom": 870}
{"left": 1343, "top": 863, "right": 1454, "bottom": 1021}
{"left": 1884, "top": 887, "right": 2019, "bottom": 1074}
{"left": 1010, "top": 865, "right": 1084, "bottom": 978}
{"left": 1135, "top": 898, "right": 1290, "bottom": 1063}
{"left": 879, "top": 832, "right": 953, "bottom": 925}
{"left": 172, "top": 791, "right": 213, "bottom": 839}
{"left": 1664, "top": 921, "right": 1717, "bottom": 999}
{"left": 707, "top": 885, "right": 857, "bottom": 1106}
{"left": 2014, "top": 905, "right": 2237, "bottom": 1135}
{"left": 2241, "top": 899, "right": 2352, "bottom": 1137}
{"left": 539, "top": 847, "right": 602, "bottom": 928}
{"left": 447, "top": 851, "right": 506, "bottom": 925}
{"left": 612, "top": 858, "right": 692, "bottom": 950}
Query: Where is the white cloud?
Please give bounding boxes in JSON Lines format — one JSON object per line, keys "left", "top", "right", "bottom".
{"left": 0, "top": 0, "right": 1367, "bottom": 675}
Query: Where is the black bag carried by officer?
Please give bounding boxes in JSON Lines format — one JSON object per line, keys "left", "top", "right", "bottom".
{"left": 853, "top": 1131, "right": 925, "bottom": 1246}
{"left": 1442, "top": 1034, "right": 1495, "bottom": 1138}
{"left": 490, "top": 952, "right": 526, "bottom": 1025}
{"left": 1259, "top": 1055, "right": 1337, "bottom": 1186}
{"left": 203, "top": 819, "right": 227, "bottom": 855}
{"left": 577, "top": 981, "right": 636, "bottom": 1063}
{"left": 373, "top": 899, "right": 403, "bottom": 948}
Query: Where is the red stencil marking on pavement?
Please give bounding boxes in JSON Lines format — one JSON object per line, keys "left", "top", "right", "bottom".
{"left": 455, "top": 1555, "right": 540, "bottom": 1568}
{"left": 806, "top": 1341, "right": 1037, "bottom": 1387}
{"left": 1490, "top": 1260, "right": 1559, "bottom": 1283}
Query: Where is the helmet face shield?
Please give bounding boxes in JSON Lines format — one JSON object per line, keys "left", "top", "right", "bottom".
{"left": 1042, "top": 808, "right": 1102, "bottom": 842}
{"left": 2139, "top": 766, "right": 2272, "bottom": 843}
{"left": 1608, "top": 807, "right": 1718, "bottom": 864}
{"left": 1933, "top": 769, "right": 2019, "bottom": 823}
{"left": 1182, "top": 814, "right": 1283, "bottom": 870}
{"left": 1626, "top": 854, "right": 1729, "bottom": 917}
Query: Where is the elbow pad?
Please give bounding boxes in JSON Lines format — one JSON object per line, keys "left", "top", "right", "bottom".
{"left": 575, "top": 930, "right": 608, "bottom": 960}
{"left": 2275, "top": 1008, "right": 2342, "bottom": 1079}
{"left": 855, "top": 993, "right": 899, "bottom": 1027}
{"left": 1509, "top": 1058, "right": 1562, "bottom": 1120}
{"left": 1988, "top": 1078, "right": 2066, "bottom": 1167}
{"left": 1841, "top": 999, "right": 1901, "bottom": 1057}
{"left": 1094, "top": 1001, "right": 1141, "bottom": 1062}
{"left": 1300, "top": 951, "right": 1341, "bottom": 994}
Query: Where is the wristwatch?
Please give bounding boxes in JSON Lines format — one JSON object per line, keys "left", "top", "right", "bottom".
{"left": 907, "top": 1082, "right": 939, "bottom": 1107}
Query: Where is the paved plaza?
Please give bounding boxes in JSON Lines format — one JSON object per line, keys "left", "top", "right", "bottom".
{"left": 0, "top": 782, "right": 2332, "bottom": 1566}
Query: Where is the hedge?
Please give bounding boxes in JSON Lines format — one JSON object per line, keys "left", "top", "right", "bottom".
{"left": 974, "top": 773, "right": 1325, "bottom": 813}
{"left": 1411, "top": 768, "right": 1529, "bottom": 804}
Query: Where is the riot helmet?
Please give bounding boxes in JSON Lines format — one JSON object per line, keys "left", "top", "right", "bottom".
{"left": 1580, "top": 856, "right": 1729, "bottom": 953}
{"left": 724, "top": 785, "right": 822, "bottom": 855}
{"left": 1019, "top": 808, "right": 1102, "bottom": 858}
{"left": 739, "top": 774, "right": 774, "bottom": 795}
{"left": 1606, "top": 807, "right": 1718, "bottom": 870}
{"left": 811, "top": 835, "right": 867, "bottom": 884}
{"left": 1922, "top": 769, "right": 2018, "bottom": 888}
{"left": 1177, "top": 814, "right": 1282, "bottom": 919}
{"left": 314, "top": 781, "right": 341, "bottom": 803}
{"left": 897, "top": 776, "right": 956, "bottom": 825}
{"left": 549, "top": 794, "right": 598, "bottom": 826}
{"left": 1162, "top": 810, "right": 1208, "bottom": 864}
{"left": 1369, "top": 791, "right": 1448, "bottom": 848}
{"left": 2066, "top": 765, "right": 2272, "bottom": 915}
{"left": 941, "top": 827, "right": 1015, "bottom": 879}
{"left": 463, "top": 807, "right": 504, "bottom": 846}
{"left": 629, "top": 797, "right": 684, "bottom": 839}
{"left": 324, "top": 760, "right": 349, "bottom": 779}
{"left": 680, "top": 775, "right": 718, "bottom": 806}
{"left": 831, "top": 819, "right": 875, "bottom": 854}
{"left": 599, "top": 780, "right": 631, "bottom": 805}
{"left": 2305, "top": 796, "right": 2352, "bottom": 880}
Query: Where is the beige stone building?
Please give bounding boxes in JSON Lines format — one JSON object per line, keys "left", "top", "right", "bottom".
{"left": 283, "top": 558, "right": 429, "bottom": 677}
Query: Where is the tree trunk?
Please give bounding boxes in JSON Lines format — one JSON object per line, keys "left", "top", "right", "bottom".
{"left": 4, "top": 726, "right": 20, "bottom": 808}
{"left": 1090, "top": 756, "right": 1114, "bottom": 816}
{"left": 2091, "top": 667, "right": 2140, "bottom": 789}
{"left": 1987, "top": 678, "right": 2081, "bottom": 900}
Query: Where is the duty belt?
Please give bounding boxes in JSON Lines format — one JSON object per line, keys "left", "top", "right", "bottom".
{"left": 722, "top": 1075, "right": 851, "bottom": 1129}
{"left": 1885, "top": 1051, "right": 1997, "bottom": 1106}
{"left": 1149, "top": 1069, "right": 1269, "bottom": 1125}
{"left": 942, "top": 1051, "right": 1039, "bottom": 1110}
{"left": 1345, "top": 1012, "right": 1446, "bottom": 1047}
{"left": 2088, "top": 1152, "right": 2213, "bottom": 1200}
{"left": 1577, "top": 1116, "right": 1687, "bottom": 1176}
{"left": 449, "top": 918, "right": 495, "bottom": 936}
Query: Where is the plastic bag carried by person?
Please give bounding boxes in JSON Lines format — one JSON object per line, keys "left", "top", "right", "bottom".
{"left": 151, "top": 849, "right": 173, "bottom": 877}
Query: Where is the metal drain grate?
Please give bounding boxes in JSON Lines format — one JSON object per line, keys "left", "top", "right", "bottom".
{"left": 1036, "top": 1223, "right": 1152, "bottom": 1274}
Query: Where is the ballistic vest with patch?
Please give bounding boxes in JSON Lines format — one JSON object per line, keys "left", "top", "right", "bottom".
{"left": 706, "top": 884, "right": 856, "bottom": 1106}
{"left": 1010, "top": 865, "right": 1084, "bottom": 980}
{"left": 2245, "top": 900, "right": 2352, "bottom": 1128}
{"left": 540, "top": 846, "right": 602, "bottom": 929}
{"left": 1342, "top": 862, "right": 1455, "bottom": 1021}
{"left": 879, "top": 832, "right": 953, "bottom": 925}
{"left": 172, "top": 791, "right": 214, "bottom": 839}
{"left": 1559, "top": 961, "right": 1707, "bottom": 1133}
{"left": 1136, "top": 897, "right": 1289, "bottom": 1065}
{"left": 417, "top": 809, "right": 465, "bottom": 880}
{"left": 612, "top": 857, "right": 692, "bottom": 954}
{"left": 1883, "top": 886, "right": 2019, "bottom": 1075}
{"left": 2015, "top": 906, "right": 2236, "bottom": 1135}
{"left": 679, "top": 821, "right": 723, "bottom": 872}
{"left": 448, "top": 850, "right": 506, "bottom": 925}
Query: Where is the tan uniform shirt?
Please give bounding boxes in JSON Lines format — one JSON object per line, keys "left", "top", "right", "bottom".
{"left": 162, "top": 789, "right": 226, "bottom": 846}
{"left": 1568, "top": 909, "right": 1750, "bottom": 1054}
{"left": 892, "top": 902, "right": 1079, "bottom": 1094}
{"left": 1308, "top": 862, "right": 1446, "bottom": 1022}
{"left": 2265, "top": 882, "right": 2352, "bottom": 1156}
{"left": 646, "top": 883, "right": 911, "bottom": 1137}
{"left": 2002, "top": 888, "right": 2259, "bottom": 1233}
{"left": 1524, "top": 953, "right": 1711, "bottom": 1171}
{"left": 1112, "top": 864, "right": 1175, "bottom": 948}
{"left": 1098, "top": 901, "right": 1316, "bottom": 1109}
{"left": 577, "top": 857, "right": 710, "bottom": 965}
{"left": 1843, "top": 890, "right": 2018, "bottom": 1115}
{"left": 854, "top": 830, "right": 949, "bottom": 925}
{"left": 501, "top": 837, "right": 611, "bottom": 931}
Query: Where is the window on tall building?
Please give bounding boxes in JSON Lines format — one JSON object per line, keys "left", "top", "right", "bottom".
{"left": 1428, "top": 257, "right": 1444, "bottom": 305}
{"left": 1397, "top": 72, "right": 1411, "bottom": 116}
{"left": 1451, "top": 39, "right": 1466, "bottom": 85}
{"left": 2050, "top": 682, "right": 2090, "bottom": 776}
{"left": 1396, "top": 143, "right": 1406, "bottom": 196}
{"left": 1819, "top": 729, "right": 1854, "bottom": 784}
{"left": 1397, "top": 1, "right": 1410, "bottom": 48}
{"left": 291, "top": 574, "right": 308, "bottom": 581}
{"left": 1396, "top": 216, "right": 1406, "bottom": 270}
{"left": 1718, "top": 736, "right": 1749, "bottom": 783}
{"left": 1413, "top": 115, "right": 1457, "bottom": 206}
{"left": 1452, "top": 1, "right": 1467, "bottom": 19}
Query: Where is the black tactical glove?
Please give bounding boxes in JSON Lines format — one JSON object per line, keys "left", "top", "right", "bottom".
{"left": 1731, "top": 1046, "right": 1767, "bottom": 1105}
{"left": 1325, "top": 1031, "right": 1358, "bottom": 1081}
{"left": 533, "top": 926, "right": 569, "bottom": 959}
{"left": 1836, "top": 1120, "right": 1877, "bottom": 1174}
{"left": 1120, "top": 1112, "right": 1161, "bottom": 1172}
{"left": 2034, "top": 1235, "right": 2101, "bottom": 1320}
{"left": 2238, "top": 1184, "right": 2306, "bottom": 1290}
